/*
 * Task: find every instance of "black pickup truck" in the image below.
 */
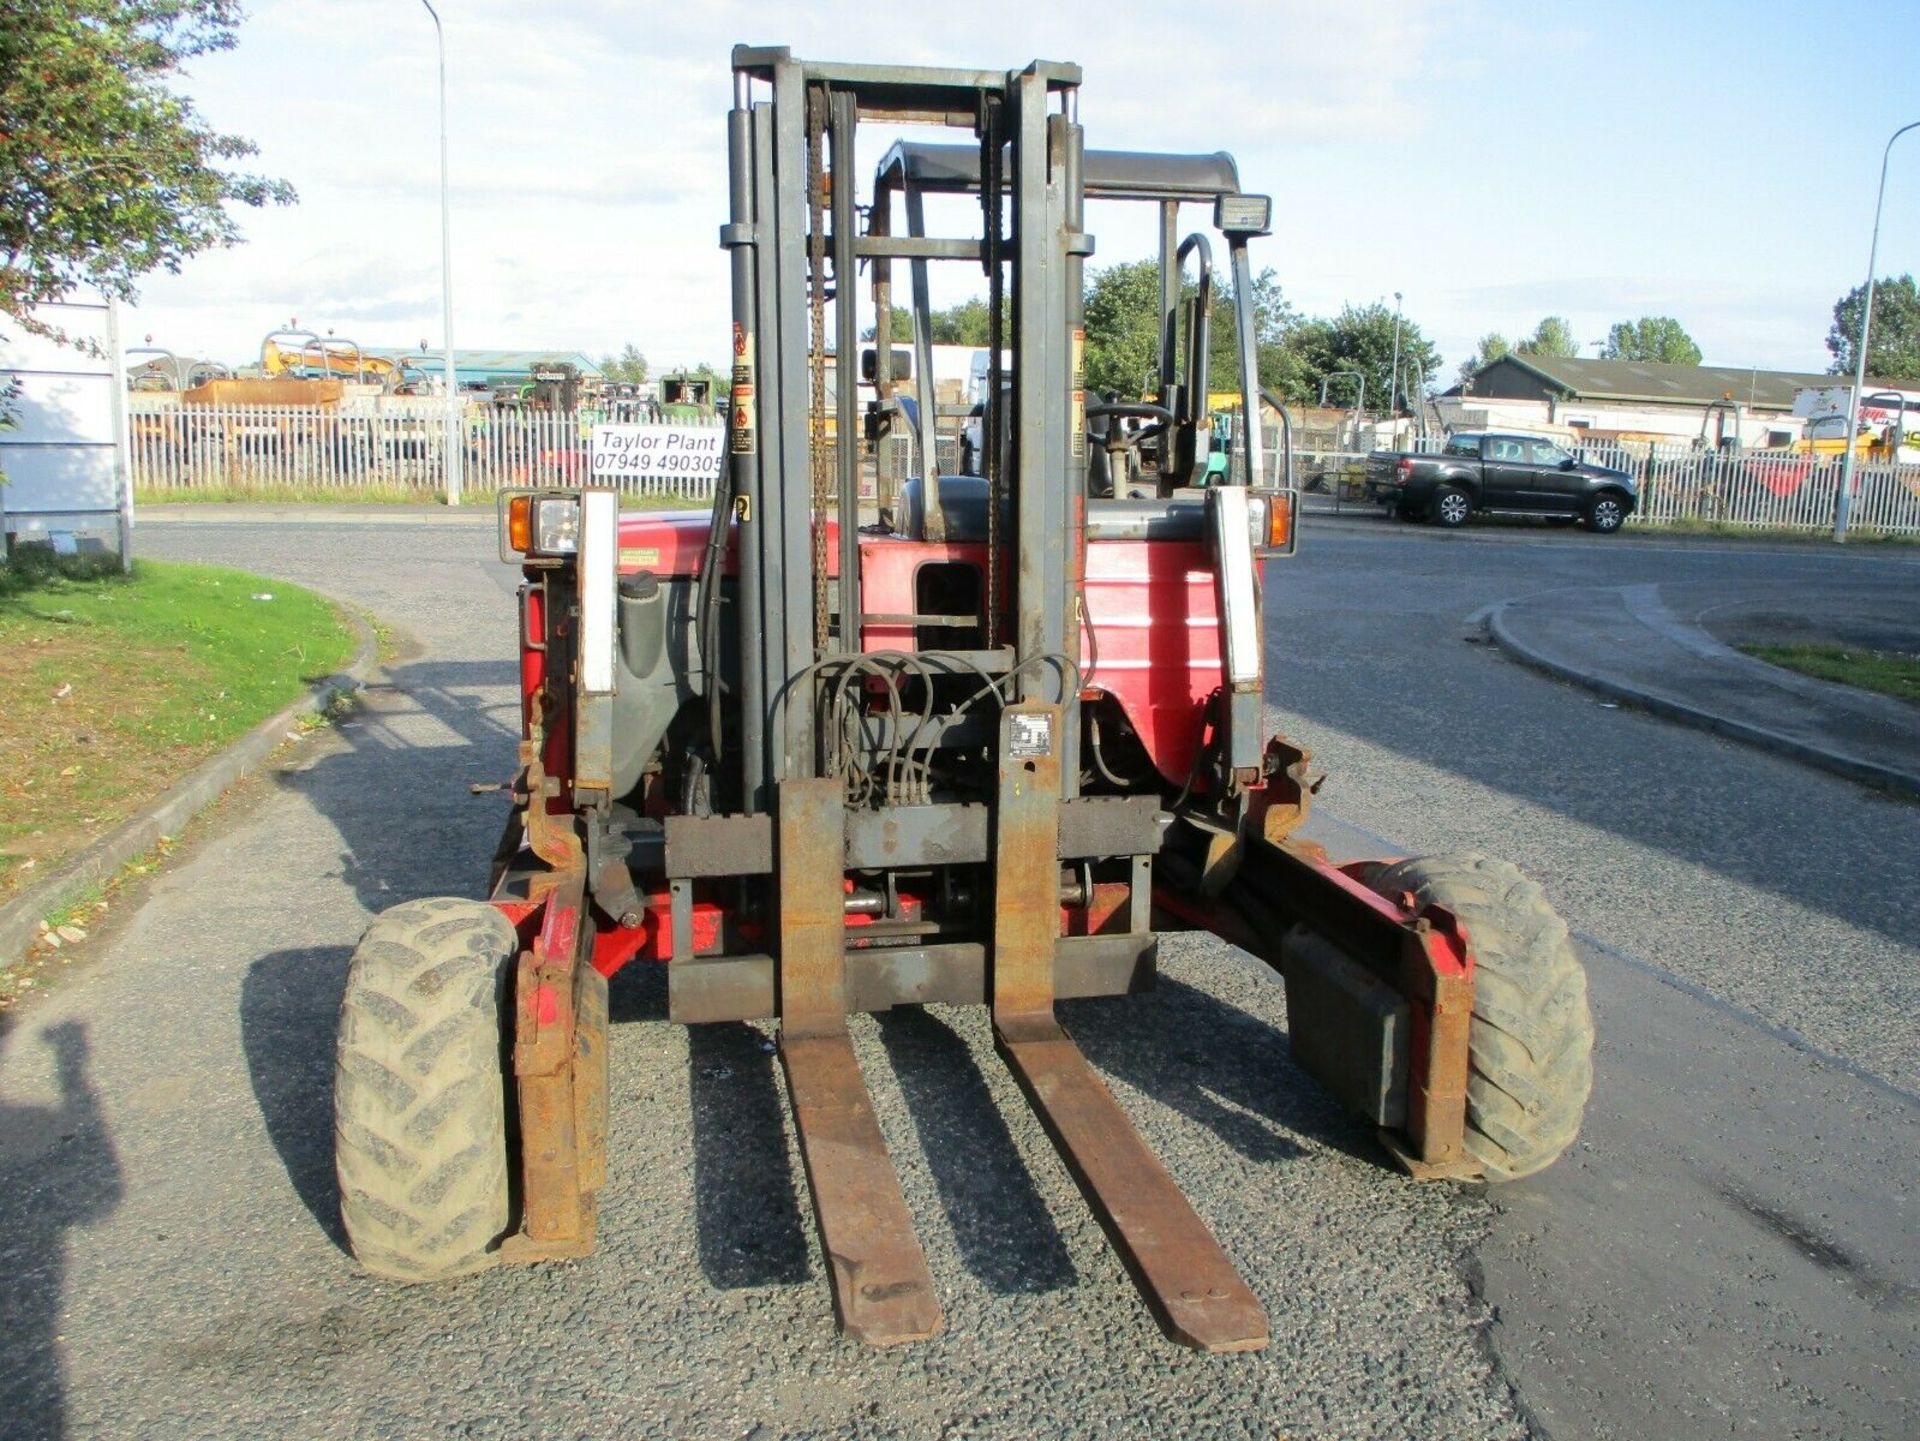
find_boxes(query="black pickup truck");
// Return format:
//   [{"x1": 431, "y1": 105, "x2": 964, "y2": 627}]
[{"x1": 1365, "y1": 431, "x2": 1639, "y2": 533}]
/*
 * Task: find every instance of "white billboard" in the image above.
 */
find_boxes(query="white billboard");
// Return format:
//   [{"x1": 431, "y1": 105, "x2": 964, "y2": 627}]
[
  {"x1": 590, "y1": 424, "x2": 724, "y2": 481},
  {"x1": 0, "y1": 296, "x2": 131, "y2": 556}
]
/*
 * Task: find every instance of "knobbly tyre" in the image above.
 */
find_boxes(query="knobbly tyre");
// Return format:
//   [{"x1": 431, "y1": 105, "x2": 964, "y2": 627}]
[{"x1": 332, "y1": 47, "x2": 1594, "y2": 1352}]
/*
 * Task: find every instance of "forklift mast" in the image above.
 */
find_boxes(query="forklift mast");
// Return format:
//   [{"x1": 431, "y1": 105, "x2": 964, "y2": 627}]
[
  {"x1": 701, "y1": 48, "x2": 1276, "y2": 1348},
  {"x1": 721, "y1": 48, "x2": 1088, "y2": 807}
]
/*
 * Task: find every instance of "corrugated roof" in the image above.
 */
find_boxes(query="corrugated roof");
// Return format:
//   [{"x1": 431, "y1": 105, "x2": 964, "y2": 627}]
[{"x1": 1463, "y1": 354, "x2": 1913, "y2": 409}]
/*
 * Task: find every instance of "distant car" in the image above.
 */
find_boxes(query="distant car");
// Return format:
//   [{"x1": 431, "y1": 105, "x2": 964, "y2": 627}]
[
  {"x1": 960, "y1": 401, "x2": 985, "y2": 474},
  {"x1": 1366, "y1": 432, "x2": 1638, "y2": 533}
]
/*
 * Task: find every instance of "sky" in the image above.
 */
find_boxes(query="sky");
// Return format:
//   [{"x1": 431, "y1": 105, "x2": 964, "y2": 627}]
[{"x1": 125, "y1": 0, "x2": 1920, "y2": 381}]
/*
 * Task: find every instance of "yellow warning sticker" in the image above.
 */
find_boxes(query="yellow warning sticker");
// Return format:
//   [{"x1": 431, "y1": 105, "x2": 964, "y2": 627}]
[
  {"x1": 1071, "y1": 327, "x2": 1087, "y2": 460},
  {"x1": 732, "y1": 325, "x2": 757, "y2": 455}
]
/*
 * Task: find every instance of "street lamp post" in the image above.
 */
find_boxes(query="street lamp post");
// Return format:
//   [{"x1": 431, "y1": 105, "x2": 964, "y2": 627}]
[
  {"x1": 421, "y1": 0, "x2": 461, "y2": 506},
  {"x1": 1835, "y1": 119, "x2": 1918, "y2": 542},
  {"x1": 1388, "y1": 291, "x2": 1403, "y2": 426}
]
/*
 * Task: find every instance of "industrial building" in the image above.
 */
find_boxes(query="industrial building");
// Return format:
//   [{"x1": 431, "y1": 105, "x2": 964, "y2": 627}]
[{"x1": 1442, "y1": 353, "x2": 1910, "y2": 448}]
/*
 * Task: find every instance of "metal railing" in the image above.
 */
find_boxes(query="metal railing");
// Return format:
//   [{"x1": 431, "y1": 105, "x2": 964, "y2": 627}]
[
  {"x1": 1633, "y1": 447, "x2": 1920, "y2": 534},
  {"x1": 123, "y1": 400, "x2": 1920, "y2": 536},
  {"x1": 127, "y1": 401, "x2": 723, "y2": 501}
]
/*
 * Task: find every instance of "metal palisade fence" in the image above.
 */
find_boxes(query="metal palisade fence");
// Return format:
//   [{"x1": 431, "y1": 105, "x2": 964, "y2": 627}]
[
  {"x1": 127, "y1": 400, "x2": 1920, "y2": 536},
  {"x1": 127, "y1": 402, "x2": 724, "y2": 502},
  {"x1": 1630, "y1": 446, "x2": 1920, "y2": 533}
]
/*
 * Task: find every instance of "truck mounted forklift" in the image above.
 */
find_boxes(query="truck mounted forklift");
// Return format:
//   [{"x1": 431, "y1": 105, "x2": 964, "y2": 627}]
[{"x1": 332, "y1": 47, "x2": 1594, "y2": 1353}]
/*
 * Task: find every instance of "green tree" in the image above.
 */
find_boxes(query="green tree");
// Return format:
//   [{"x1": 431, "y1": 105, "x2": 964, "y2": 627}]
[
  {"x1": 1602, "y1": 316, "x2": 1701, "y2": 365},
  {"x1": 597, "y1": 342, "x2": 648, "y2": 384},
  {"x1": 1456, "y1": 332, "x2": 1510, "y2": 386},
  {"x1": 864, "y1": 299, "x2": 1008, "y2": 346},
  {"x1": 1082, "y1": 259, "x2": 1165, "y2": 398},
  {"x1": 1208, "y1": 266, "x2": 1303, "y2": 399},
  {"x1": 1285, "y1": 303, "x2": 1441, "y2": 413},
  {"x1": 1826, "y1": 275, "x2": 1920, "y2": 380},
  {"x1": 0, "y1": 0, "x2": 293, "y2": 337},
  {"x1": 1515, "y1": 315, "x2": 1579, "y2": 359},
  {"x1": 928, "y1": 297, "x2": 1003, "y2": 345},
  {"x1": 1082, "y1": 258, "x2": 1304, "y2": 401}
]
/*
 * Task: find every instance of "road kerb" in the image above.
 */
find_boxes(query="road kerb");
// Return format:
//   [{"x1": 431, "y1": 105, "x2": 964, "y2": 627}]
[{"x1": 1486, "y1": 600, "x2": 1920, "y2": 800}]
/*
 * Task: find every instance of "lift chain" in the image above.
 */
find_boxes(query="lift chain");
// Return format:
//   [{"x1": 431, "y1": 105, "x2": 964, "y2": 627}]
[
  {"x1": 807, "y1": 83, "x2": 831, "y2": 658},
  {"x1": 982, "y1": 96, "x2": 1004, "y2": 650}
]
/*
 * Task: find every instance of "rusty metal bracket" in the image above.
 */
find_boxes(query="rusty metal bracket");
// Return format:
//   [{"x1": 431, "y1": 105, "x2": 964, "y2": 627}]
[
  {"x1": 1249, "y1": 732, "x2": 1325, "y2": 845},
  {"x1": 520, "y1": 694, "x2": 584, "y2": 886},
  {"x1": 498, "y1": 868, "x2": 604, "y2": 1264},
  {"x1": 1395, "y1": 908, "x2": 1473, "y2": 1170}
]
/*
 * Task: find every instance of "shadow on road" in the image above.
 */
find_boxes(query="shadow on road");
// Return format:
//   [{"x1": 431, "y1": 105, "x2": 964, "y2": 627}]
[
  {"x1": 274, "y1": 658, "x2": 520, "y2": 920},
  {"x1": 240, "y1": 946, "x2": 354, "y2": 1253},
  {"x1": 874, "y1": 1008, "x2": 1076, "y2": 1294},
  {"x1": 686, "y1": 1022, "x2": 810, "y2": 1288},
  {"x1": 0, "y1": 1019, "x2": 123, "y2": 1441},
  {"x1": 1064, "y1": 971, "x2": 1378, "y2": 1170},
  {"x1": 607, "y1": 959, "x2": 667, "y2": 1025}
]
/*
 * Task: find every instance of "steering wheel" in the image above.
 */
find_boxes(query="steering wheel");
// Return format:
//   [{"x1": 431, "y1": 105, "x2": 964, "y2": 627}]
[{"x1": 1084, "y1": 401, "x2": 1174, "y2": 483}]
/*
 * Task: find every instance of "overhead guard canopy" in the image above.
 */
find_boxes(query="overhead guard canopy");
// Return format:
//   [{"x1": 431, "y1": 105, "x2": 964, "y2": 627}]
[{"x1": 876, "y1": 141, "x2": 1241, "y2": 203}]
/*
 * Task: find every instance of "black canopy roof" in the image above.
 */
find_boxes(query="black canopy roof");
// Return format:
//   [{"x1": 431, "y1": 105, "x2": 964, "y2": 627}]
[{"x1": 875, "y1": 141, "x2": 1241, "y2": 202}]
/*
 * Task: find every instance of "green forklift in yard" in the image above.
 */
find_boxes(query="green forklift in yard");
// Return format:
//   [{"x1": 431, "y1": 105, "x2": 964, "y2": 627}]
[{"x1": 330, "y1": 47, "x2": 1595, "y2": 1353}]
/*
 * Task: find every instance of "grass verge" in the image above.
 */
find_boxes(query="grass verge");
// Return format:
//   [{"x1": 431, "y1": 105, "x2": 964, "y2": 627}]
[
  {"x1": 1738, "y1": 643, "x2": 1920, "y2": 704},
  {"x1": 0, "y1": 550, "x2": 356, "y2": 905}
]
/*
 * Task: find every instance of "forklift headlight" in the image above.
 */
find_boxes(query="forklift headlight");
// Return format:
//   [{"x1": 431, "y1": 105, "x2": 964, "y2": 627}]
[
  {"x1": 1248, "y1": 489, "x2": 1297, "y2": 557},
  {"x1": 501, "y1": 490, "x2": 584, "y2": 564},
  {"x1": 1214, "y1": 193, "x2": 1272, "y2": 238},
  {"x1": 533, "y1": 496, "x2": 582, "y2": 555}
]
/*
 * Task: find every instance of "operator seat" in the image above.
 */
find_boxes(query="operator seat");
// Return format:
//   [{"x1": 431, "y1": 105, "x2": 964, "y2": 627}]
[{"x1": 898, "y1": 475, "x2": 1010, "y2": 542}]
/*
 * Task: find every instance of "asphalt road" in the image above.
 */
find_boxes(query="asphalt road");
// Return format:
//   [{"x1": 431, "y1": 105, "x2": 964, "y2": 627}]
[{"x1": 0, "y1": 511, "x2": 1914, "y2": 1439}]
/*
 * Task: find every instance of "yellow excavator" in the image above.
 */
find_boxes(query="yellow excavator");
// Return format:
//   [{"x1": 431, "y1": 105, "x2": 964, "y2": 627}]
[{"x1": 260, "y1": 329, "x2": 428, "y2": 392}]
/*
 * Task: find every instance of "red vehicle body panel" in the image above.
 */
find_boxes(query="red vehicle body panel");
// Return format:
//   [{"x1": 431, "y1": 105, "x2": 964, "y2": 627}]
[{"x1": 602, "y1": 512, "x2": 1234, "y2": 788}]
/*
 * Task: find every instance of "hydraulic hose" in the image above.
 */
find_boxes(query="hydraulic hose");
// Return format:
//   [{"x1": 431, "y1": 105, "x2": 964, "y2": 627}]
[{"x1": 696, "y1": 424, "x2": 735, "y2": 761}]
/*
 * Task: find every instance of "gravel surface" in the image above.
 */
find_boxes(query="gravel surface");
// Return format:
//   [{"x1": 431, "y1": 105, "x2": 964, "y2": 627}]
[{"x1": 0, "y1": 514, "x2": 1914, "y2": 1439}]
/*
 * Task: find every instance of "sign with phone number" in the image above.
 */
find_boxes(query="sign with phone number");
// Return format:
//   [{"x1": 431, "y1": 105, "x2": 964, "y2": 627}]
[{"x1": 590, "y1": 424, "x2": 724, "y2": 479}]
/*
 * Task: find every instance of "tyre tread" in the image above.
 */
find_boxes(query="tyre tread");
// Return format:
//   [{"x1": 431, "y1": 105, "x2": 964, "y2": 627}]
[
  {"x1": 1368, "y1": 854, "x2": 1593, "y2": 1181},
  {"x1": 334, "y1": 898, "x2": 516, "y2": 1281}
]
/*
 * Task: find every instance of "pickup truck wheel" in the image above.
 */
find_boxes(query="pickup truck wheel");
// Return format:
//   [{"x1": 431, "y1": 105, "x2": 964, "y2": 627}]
[
  {"x1": 1431, "y1": 486, "x2": 1472, "y2": 527},
  {"x1": 335, "y1": 897, "x2": 516, "y2": 1282},
  {"x1": 1366, "y1": 854, "x2": 1593, "y2": 1182},
  {"x1": 1583, "y1": 492, "x2": 1627, "y2": 534}
]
